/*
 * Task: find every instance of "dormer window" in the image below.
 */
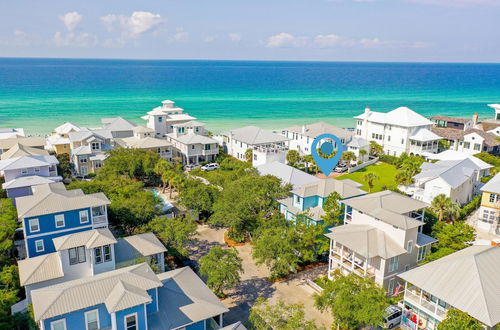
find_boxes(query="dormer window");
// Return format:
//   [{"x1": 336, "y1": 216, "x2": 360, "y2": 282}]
[
  {"x1": 69, "y1": 246, "x2": 86, "y2": 265},
  {"x1": 91, "y1": 142, "x2": 100, "y2": 150},
  {"x1": 158, "y1": 117, "x2": 163, "y2": 122}
]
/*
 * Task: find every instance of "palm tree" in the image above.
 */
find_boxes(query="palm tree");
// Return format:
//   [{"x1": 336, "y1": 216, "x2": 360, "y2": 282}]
[
  {"x1": 359, "y1": 149, "x2": 368, "y2": 162},
  {"x1": 245, "y1": 149, "x2": 253, "y2": 163},
  {"x1": 369, "y1": 141, "x2": 384, "y2": 156},
  {"x1": 286, "y1": 150, "x2": 301, "y2": 167},
  {"x1": 395, "y1": 170, "x2": 413, "y2": 186},
  {"x1": 363, "y1": 172, "x2": 379, "y2": 192},
  {"x1": 154, "y1": 159, "x2": 173, "y2": 193},
  {"x1": 171, "y1": 174, "x2": 186, "y2": 197},
  {"x1": 430, "y1": 194, "x2": 460, "y2": 222},
  {"x1": 341, "y1": 151, "x2": 356, "y2": 168}
]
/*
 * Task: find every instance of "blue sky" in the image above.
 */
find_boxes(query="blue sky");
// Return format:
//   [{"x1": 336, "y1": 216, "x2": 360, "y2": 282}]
[{"x1": 0, "y1": 0, "x2": 499, "y2": 62}]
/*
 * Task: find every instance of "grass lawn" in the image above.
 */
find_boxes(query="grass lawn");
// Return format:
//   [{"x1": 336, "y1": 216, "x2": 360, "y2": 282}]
[{"x1": 337, "y1": 162, "x2": 399, "y2": 192}]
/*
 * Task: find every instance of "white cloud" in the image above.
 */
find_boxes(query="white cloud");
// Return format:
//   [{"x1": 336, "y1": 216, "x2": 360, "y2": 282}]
[
  {"x1": 100, "y1": 11, "x2": 165, "y2": 38},
  {"x1": 14, "y1": 29, "x2": 27, "y2": 38},
  {"x1": 174, "y1": 28, "x2": 189, "y2": 41},
  {"x1": 314, "y1": 34, "x2": 344, "y2": 48},
  {"x1": 266, "y1": 33, "x2": 308, "y2": 48},
  {"x1": 311, "y1": 33, "x2": 429, "y2": 49},
  {"x1": 229, "y1": 33, "x2": 241, "y2": 42},
  {"x1": 59, "y1": 12, "x2": 83, "y2": 31},
  {"x1": 54, "y1": 31, "x2": 98, "y2": 47}
]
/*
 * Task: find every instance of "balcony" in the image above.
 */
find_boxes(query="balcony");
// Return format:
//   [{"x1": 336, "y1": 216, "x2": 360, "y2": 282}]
[
  {"x1": 404, "y1": 287, "x2": 447, "y2": 321},
  {"x1": 329, "y1": 245, "x2": 375, "y2": 278},
  {"x1": 159, "y1": 151, "x2": 172, "y2": 159},
  {"x1": 201, "y1": 149, "x2": 218, "y2": 156}
]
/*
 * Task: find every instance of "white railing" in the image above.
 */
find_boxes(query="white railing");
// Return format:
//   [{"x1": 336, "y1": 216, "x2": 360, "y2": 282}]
[
  {"x1": 404, "y1": 289, "x2": 447, "y2": 320},
  {"x1": 347, "y1": 157, "x2": 379, "y2": 173},
  {"x1": 92, "y1": 215, "x2": 107, "y2": 226}
]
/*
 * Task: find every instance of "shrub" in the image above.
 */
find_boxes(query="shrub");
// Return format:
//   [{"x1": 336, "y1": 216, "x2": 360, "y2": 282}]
[
  {"x1": 458, "y1": 195, "x2": 481, "y2": 220},
  {"x1": 378, "y1": 154, "x2": 398, "y2": 165}
]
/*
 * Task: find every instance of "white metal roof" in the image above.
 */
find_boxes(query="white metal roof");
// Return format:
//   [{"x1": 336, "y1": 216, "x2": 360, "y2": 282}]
[
  {"x1": 171, "y1": 133, "x2": 218, "y2": 145},
  {"x1": 53, "y1": 228, "x2": 117, "y2": 251},
  {"x1": 410, "y1": 128, "x2": 441, "y2": 142},
  {"x1": 285, "y1": 122, "x2": 354, "y2": 139},
  {"x1": 2, "y1": 175, "x2": 62, "y2": 190},
  {"x1": 292, "y1": 178, "x2": 366, "y2": 199},
  {"x1": 0, "y1": 155, "x2": 58, "y2": 172},
  {"x1": 18, "y1": 252, "x2": 64, "y2": 286},
  {"x1": 0, "y1": 143, "x2": 49, "y2": 160},
  {"x1": 355, "y1": 107, "x2": 433, "y2": 127},
  {"x1": 101, "y1": 117, "x2": 137, "y2": 132},
  {"x1": 54, "y1": 122, "x2": 81, "y2": 135},
  {"x1": 423, "y1": 150, "x2": 492, "y2": 171},
  {"x1": 256, "y1": 161, "x2": 320, "y2": 189},
  {"x1": 223, "y1": 126, "x2": 290, "y2": 145},
  {"x1": 481, "y1": 173, "x2": 500, "y2": 194},
  {"x1": 414, "y1": 158, "x2": 480, "y2": 189},
  {"x1": 399, "y1": 246, "x2": 500, "y2": 327}
]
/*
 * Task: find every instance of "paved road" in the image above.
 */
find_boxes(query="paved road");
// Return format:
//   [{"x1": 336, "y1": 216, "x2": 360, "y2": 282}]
[{"x1": 186, "y1": 224, "x2": 334, "y2": 328}]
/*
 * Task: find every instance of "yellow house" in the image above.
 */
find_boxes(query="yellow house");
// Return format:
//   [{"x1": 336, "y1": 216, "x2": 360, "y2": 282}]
[
  {"x1": 478, "y1": 173, "x2": 500, "y2": 235},
  {"x1": 46, "y1": 122, "x2": 82, "y2": 155}
]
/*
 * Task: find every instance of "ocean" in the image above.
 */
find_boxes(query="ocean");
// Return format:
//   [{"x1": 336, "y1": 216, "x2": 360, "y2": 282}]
[{"x1": 1, "y1": 58, "x2": 500, "y2": 135}]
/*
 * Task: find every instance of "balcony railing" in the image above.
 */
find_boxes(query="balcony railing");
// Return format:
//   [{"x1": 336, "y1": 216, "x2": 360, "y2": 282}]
[
  {"x1": 330, "y1": 245, "x2": 375, "y2": 278},
  {"x1": 404, "y1": 288, "x2": 447, "y2": 321},
  {"x1": 92, "y1": 215, "x2": 108, "y2": 226}
]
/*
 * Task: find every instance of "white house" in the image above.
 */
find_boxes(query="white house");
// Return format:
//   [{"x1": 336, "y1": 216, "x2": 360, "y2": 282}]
[
  {"x1": 114, "y1": 126, "x2": 173, "y2": 160},
  {"x1": 354, "y1": 107, "x2": 440, "y2": 157},
  {"x1": 256, "y1": 161, "x2": 320, "y2": 189},
  {"x1": 219, "y1": 126, "x2": 290, "y2": 165},
  {"x1": 326, "y1": 191, "x2": 434, "y2": 294},
  {"x1": 101, "y1": 117, "x2": 137, "y2": 138},
  {"x1": 0, "y1": 128, "x2": 25, "y2": 140},
  {"x1": 166, "y1": 121, "x2": 219, "y2": 164},
  {"x1": 68, "y1": 129, "x2": 113, "y2": 175},
  {"x1": 46, "y1": 122, "x2": 82, "y2": 155},
  {"x1": 280, "y1": 122, "x2": 354, "y2": 155},
  {"x1": 141, "y1": 100, "x2": 197, "y2": 138},
  {"x1": 401, "y1": 158, "x2": 488, "y2": 205}
]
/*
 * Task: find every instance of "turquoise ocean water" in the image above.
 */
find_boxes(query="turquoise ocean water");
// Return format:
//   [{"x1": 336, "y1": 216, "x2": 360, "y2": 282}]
[{"x1": 1, "y1": 58, "x2": 500, "y2": 135}]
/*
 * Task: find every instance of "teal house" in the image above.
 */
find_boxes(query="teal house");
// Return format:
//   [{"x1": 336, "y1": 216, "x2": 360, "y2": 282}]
[{"x1": 278, "y1": 178, "x2": 366, "y2": 225}]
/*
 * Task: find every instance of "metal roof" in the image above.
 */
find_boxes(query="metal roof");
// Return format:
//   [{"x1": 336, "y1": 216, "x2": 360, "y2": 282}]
[
  {"x1": 292, "y1": 178, "x2": 366, "y2": 199},
  {"x1": 223, "y1": 126, "x2": 290, "y2": 145},
  {"x1": 123, "y1": 233, "x2": 166, "y2": 256},
  {"x1": 256, "y1": 161, "x2": 320, "y2": 189},
  {"x1": 101, "y1": 117, "x2": 137, "y2": 132},
  {"x1": 355, "y1": 107, "x2": 433, "y2": 127},
  {"x1": 285, "y1": 122, "x2": 354, "y2": 139},
  {"x1": 399, "y1": 246, "x2": 500, "y2": 327},
  {"x1": 18, "y1": 252, "x2": 64, "y2": 286},
  {"x1": 171, "y1": 133, "x2": 218, "y2": 145},
  {"x1": 116, "y1": 136, "x2": 171, "y2": 149},
  {"x1": 0, "y1": 143, "x2": 49, "y2": 160},
  {"x1": 15, "y1": 182, "x2": 110, "y2": 218},
  {"x1": 31, "y1": 263, "x2": 162, "y2": 321},
  {"x1": 53, "y1": 228, "x2": 117, "y2": 251},
  {"x1": 0, "y1": 155, "x2": 58, "y2": 172},
  {"x1": 325, "y1": 224, "x2": 407, "y2": 259},
  {"x1": 414, "y1": 158, "x2": 479, "y2": 189},
  {"x1": 481, "y1": 173, "x2": 500, "y2": 194},
  {"x1": 0, "y1": 136, "x2": 46, "y2": 150},
  {"x1": 2, "y1": 175, "x2": 62, "y2": 190}
]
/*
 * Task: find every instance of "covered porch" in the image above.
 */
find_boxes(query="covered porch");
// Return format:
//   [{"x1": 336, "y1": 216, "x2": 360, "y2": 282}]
[{"x1": 328, "y1": 240, "x2": 376, "y2": 278}]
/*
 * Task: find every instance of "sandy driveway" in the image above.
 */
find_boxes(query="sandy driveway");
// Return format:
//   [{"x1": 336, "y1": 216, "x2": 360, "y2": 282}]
[{"x1": 186, "y1": 224, "x2": 334, "y2": 328}]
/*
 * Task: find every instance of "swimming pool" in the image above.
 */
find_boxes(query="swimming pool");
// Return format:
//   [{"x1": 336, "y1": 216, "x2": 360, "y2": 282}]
[{"x1": 152, "y1": 189, "x2": 174, "y2": 212}]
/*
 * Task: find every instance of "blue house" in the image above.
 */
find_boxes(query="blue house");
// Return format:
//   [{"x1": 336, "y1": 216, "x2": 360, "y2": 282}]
[
  {"x1": 31, "y1": 263, "x2": 229, "y2": 330},
  {"x1": 15, "y1": 182, "x2": 110, "y2": 258},
  {"x1": 278, "y1": 178, "x2": 366, "y2": 225}
]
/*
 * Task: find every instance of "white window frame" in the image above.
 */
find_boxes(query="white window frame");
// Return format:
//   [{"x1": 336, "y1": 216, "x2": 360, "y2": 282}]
[
  {"x1": 84, "y1": 309, "x2": 99, "y2": 330},
  {"x1": 124, "y1": 312, "x2": 138, "y2": 330},
  {"x1": 21, "y1": 168, "x2": 28, "y2": 175},
  {"x1": 29, "y1": 218, "x2": 40, "y2": 233},
  {"x1": 55, "y1": 214, "x2": 65, "y2": 228},
  {"x1": 50, "y1": 319, "x2": 67, "y2": 330},
  {"x1": 35, "y1": 239, "x2": 44, "y2": 252},
  {"x1": 387, "y1": 278, "x2": 395, "y2": 296},
  {"x1": 79, "y1": 210, "x2": 89, "y2": 224},
  {"x1": 417, "y1": 246, "x2": 426, "y2": 261},
  {"x1": 389, "y1": 256, "x2": 399, "y2": 272},
  {"x1": 34, "y1": 167, "x2": 40, "y2": 173},
  {"x1": 406, "y1": 240, "x2": 413, "y2": 254}
]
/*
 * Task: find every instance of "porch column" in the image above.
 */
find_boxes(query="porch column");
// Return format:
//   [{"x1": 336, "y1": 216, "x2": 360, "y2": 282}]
[
  {"x1": 404, "y1": 282, "x2": 408, "y2": 300},
  {"x1": 351, "y1": 252, "x2": 355, "y2": 271},
  {"x1": 219, "y1": 314, "x2": 223, "y2": 327},
  {"x1": 340, "y1": 244, "x2": 345, "y2": 265},
  {"x1": 363, "y1": 257, "x2": 368, "y2": 275}
]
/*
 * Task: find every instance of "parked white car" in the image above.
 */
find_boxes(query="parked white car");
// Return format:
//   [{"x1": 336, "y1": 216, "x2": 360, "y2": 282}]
[
  {"x1": 184, "y1": 164, "x2": 200, "y2": 172},
  {"x1": 201, "y1": 163, "x2": 219, "y2": 171},
  {"x1": 383, "y1": 305, "x2": 402, "y2": 329}
]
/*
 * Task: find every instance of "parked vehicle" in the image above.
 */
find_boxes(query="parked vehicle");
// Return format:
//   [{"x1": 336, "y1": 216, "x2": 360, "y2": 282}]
[
  {"x1": 184, "y1": 164, "x2": 200, "y2": 171},
  {"x1": 334, "y1": 163, "x2": 348, "y2": 173},
  {"x1": 201, "y1": 163, "x2": 219, "y2": 171},
  {"x1": 384, "y1": 305, "x2": 402, "y2": 329}
]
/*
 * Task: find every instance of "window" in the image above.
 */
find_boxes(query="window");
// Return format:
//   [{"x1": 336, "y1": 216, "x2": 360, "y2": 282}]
[
  {"x1": 191, "y1": 145, "x2": 195, "y2": 149},
  {"x1": 92, "y1": 206, "x2": 105, "y2": 217},
  {"x1": 125, "y1": 314, "x2": 137, "y2": 330},
  {"x1": 29, "y1": 218, "x2": 40, "y2": 232},
  {"x1": 464, "y1": 142, "x2": 471, "y2": 149},
  {"x1": 21, "y1": 168, "x2": 28, "y2": 175},
  {"x1": 389, "y1": 256, "x2": 399, "y2": 272},
  {"x1": 204, "y1": 144, "x2": 211, "y2": 150},
  {"x1": 474, "y1": 143, "x2": 481, "y2": 151},
  {"x1": 387, "y1": 136, "x2": 391, "y2": 142},
  {"x1": 406, "y1": 240, "x2": 413, "y2": 254},
  {"x1": 401, "y1": 138, "x2": 405, "y2": 144},
  {"x1": 94, "y1": 247, "x2": 102, "y2": 264},
  {"x1": 50, "y1": 319, "x2": 66, "y2": 330},
  {"x1": 158, "y1": 117, "x2": 163, "y2": 122},
  {"x1": 104, "y1": 245, "x2": 112, "y2": 262},
  {"x1": 404, "y1": 264, "x2": 410, "y2": 271},
  {"x1": 55, "y1": 214, "x2": 65, "y2": 228},
  {"x1": 69, "y1": 246, "x2": 86, "y2": 265},
  {"x1": 417, "y1": 247, "x2": 426, "y2": 261},
  {"x1": 34, "y1": 167, "x2": 40, "y2": 173},
  {"x1": 35, "y1": 240, "x2": 44, "y2": 252},
  {"x1": 387, "y1": 278, "x2": 395, "y2": 295},
  {"x1": 91, "y1": 142, "x2": 100, "y2": 150},
  {"x1": 85, "y1": 310, "x2": 99, "y2": 330},
  {"x1": 80, "y1": 157, "x2": 88, "y2": 163},
  {"x1": 295, "y1": 195, "x2": 301, "y2": 204},
  {"x1": 489, "y1": 194, "x2": 499, "y2": 203}
]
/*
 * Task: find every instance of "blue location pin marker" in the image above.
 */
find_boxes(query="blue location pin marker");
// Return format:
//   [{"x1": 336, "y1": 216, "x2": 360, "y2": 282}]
[{"x1": 311, "y1": 133, "x2": 344, "y2": 176}]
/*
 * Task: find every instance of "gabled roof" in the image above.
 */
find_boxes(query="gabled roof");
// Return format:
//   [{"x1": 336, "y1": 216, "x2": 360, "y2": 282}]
[
  {"x1": 54, "y1": 122, "x2": 81, "y2": 135},
  {"x1": 422, "y1": 150, "x2": 492, "y2": 171},
  {"x1": 430, "y1": 115, "x2": 471, "y2": 124},
  {"x1": 292, "y1": 178, "x2": 366, "y2": 199},
  {"x1": 171, "y1": 133, "x2": 218, "y2": 145},
  {"x1": 341, "y1": 191, "x2": 427, "y2": 229},
  {"x1": 132, "y1": 125, "x2": 155, "y2": 134},
  {"x1": 18, "y1": 252, "x2": 64, "y2": 286},
  {"x1": 53, "y1": 228, "x2": 117, "y2": 251},
  {"x1": 0, "y1": 143, "x2": 49, "y2": 160},
  {"x1": 68, "y1": 130, "x2": 109, "y2": 143},
  {"x1": 463, "y1": 128, "x2": 500, "y2": 147},
  {"x1": 414, "y1": 158, "x2": 479, "y2": 188},
  {"x1": 0, "y1": 136, "x2": 46, "y2": 150},
  {"x1": 116, "y1": 136, "x2": 171, "y2": 149},
  {"x1": 481, "y1": 173, "x2": 500, "y2": 194},
  {"x1": 399, "y1": 246, "x2": 500, "y2": 327},
  {"x1": 149, "y1": 267, "x2": 229, "y2": 329},
  {"x1": 285, "y1": 122, "x2": 354, "y2": 139},
  {"x1": 347, "y1": 136, "x2": 369, "y2": 148},
  {"x1": 355, "y1": 107, "x2": 433, "y2": 127},
  {"x1": 410, "y1": 128, "x2": 441, "y2": 142},
  {"x1": 277, "y1": 196, "x2": 325, "y2": 221},
  {"x1": 101, "y1": 117, "x2": 137, "y2": 132},
  {"x1": 325, "y1": 224, "x2": 407, "y2": 259},
  {"x1": 123, "y1": 233, "x2": 167, "y2": 256},
  {"x1": 221, "y1": 322, "x2": 248, "y2": 330},
  {"x1": 15, "y1": 182, "x2": 110, "y2": 218},
  {"x1": 104, "y1": 280, "x2": 152, "y2": 313},
  {"x1": 172, "y1": 120, "x2": 206, "y2": 127},
  {"x1": 31, "y1": 263, "x2": 162, "y2": 321},
  {"x1": 0, "y1": 128, "x2": 24, "y2": 139},
  {"x1": 256, "y1": 161, "x2": 320, "y2": 189},
  {"x1": 2, "y1": 175, "x2": 62, "y2": 190},
  {"x1": 223, "y1": 126, "x2": 290, "y2": 145},
  {"x1": 0, "y1": 155, "x2": 58, "y2": 171}
]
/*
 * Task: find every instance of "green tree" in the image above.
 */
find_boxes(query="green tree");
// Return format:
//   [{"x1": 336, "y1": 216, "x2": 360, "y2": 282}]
[
  {"x1": 154, "y1": 158, "x2": 174, "y2": 193},
  {"x1": 144, "y1": 216, "x2": 197, "y2": 257},
  {"x1": 199, "y1": 246, "x2": 243, "y2": 297},
  {"x1": 286, "y1": 150, "x2": 301, "y2": 167},
  {"x1": 321, "y1": 191, "x2": 343, "y2": 226},
  {"x1": 303, "y1": 154, "x2": 317, "y2": 174},
  {"x1": 0, "y1": 199, "x2": 18, "y2": 255},
  {"x1": 359, "y1": 148, "x2": 368, "y2": 161},
  {"x1": 424, "y1": 221, "x2": 476, "y2": 263},
  {"x1": 437, "y1": 309, "x2": 483, "y2": 330},
  {"x1": 395, "y1": 170, "x2": 413, "y2": 186},
  {"x1": 314, "y1": 270, "x2": 389, "y2": 329},
  {"x1": 0, "y1": 265, "x2": 21, "y2": 328},
  {"x1": 245, "y1": 148, "x2": 253, "y2": 163},
  {"x1": 56, "y1": 153, "x2": 73, "y2": 179},
  {"x1": 249, "y1": 298, "x2": 323, "y2": 330},
  {"x1": 341, "y1": 151, "x2": 356, "y2": 168},
  {"x1": 363, "y1": 172, "x2": 379, "y2": 192},
  {"x1": 430, "y1": 194, "x2": 460, "y2": 222},
  {"x1": 438, "y1": 139, "x2": 451, "y2": 151},
  {"x1": 398, "y1": 155, "x2": 424, "y2": 176},
  {"x1": 369, "y1": 141, "x2": 383, "y2": 156},
  {"x1": 178, "y1": 179, "x2": 220, "y2": 220}
]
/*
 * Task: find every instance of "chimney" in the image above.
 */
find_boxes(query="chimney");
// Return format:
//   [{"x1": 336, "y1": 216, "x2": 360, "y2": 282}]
[
  {"x1": 301, "y1": 125, "x2": 306, "y2": 134},
  {"x1": 472, "y1": 112, "x2": 479, "y2": 125}
]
